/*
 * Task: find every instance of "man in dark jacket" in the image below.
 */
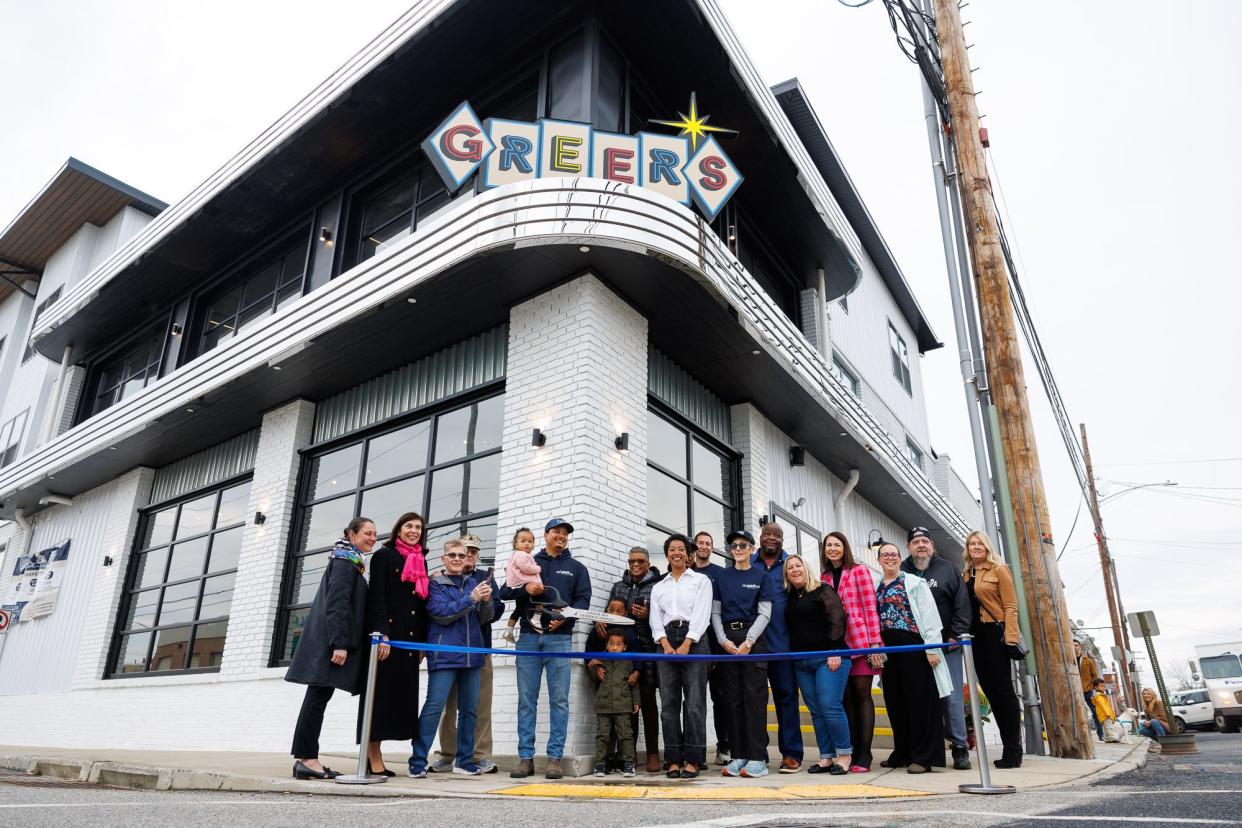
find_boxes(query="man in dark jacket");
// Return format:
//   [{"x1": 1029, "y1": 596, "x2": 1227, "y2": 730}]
[
  {"x1": 608, "y1": 547, "x2": 664, "y2": 772},
  {"x1": 901, "y1": 527, "x2": 972, "y2": 770},
  {"x1": 499, "y1": 518, "x2": 592, "y2": 780}
]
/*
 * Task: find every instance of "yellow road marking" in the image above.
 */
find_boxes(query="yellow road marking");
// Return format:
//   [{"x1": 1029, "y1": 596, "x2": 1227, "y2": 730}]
[{"x1": 494, "y1": 782, "x2": 927, "y2": 800}]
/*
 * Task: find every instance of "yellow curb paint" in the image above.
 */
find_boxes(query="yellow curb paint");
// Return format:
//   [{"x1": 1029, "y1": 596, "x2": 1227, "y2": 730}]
[
  {"x1": 493, "y1": 782, "x2": 928, "y2": 801},
  {"x1": 644, "y1": 786, "x2": 789, "y2": 800},
  {"x1": 495, "y1": 783, "x2": 647, "y2": 798},
  {"x1": 782, "y1": 784, "x2": 927, "y2": 799}
]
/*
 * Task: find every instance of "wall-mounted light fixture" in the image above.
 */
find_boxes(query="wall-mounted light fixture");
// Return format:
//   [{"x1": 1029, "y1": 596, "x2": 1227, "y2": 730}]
[
  {"x1": 614, "y1": 432, "x2": 630, "y2": 451},
  {"x1": 170, "y1": 323, "x2": 183, "y2": 337},
  {"x1": 531, "y1": 428, "x2": 547, "y2": 448},
  {"x1": 254, "y1": 511, "x2": 267, "y2": 525},
  {"x1": 319, "y1": 226, "x2": 334, "y2": 246},
  {"x1": 789, "y1": 446, "x2": 806, "y2": 467},
  {"x1": 103, "y1": 556, "x2": 114, "y2": 567}
]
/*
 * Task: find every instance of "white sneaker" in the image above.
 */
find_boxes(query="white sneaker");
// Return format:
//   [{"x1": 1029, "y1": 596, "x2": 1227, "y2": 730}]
[
  {"x1": 478, "y1": 758, "x2": 497, "y2": 774},
  {"x1": 429, "y1": 757, "x2": 453, "y2": 773}
]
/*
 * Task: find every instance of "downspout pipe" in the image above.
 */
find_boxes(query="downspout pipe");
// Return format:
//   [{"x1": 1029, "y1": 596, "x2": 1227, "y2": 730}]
[
  {"x1": 834, "y1": 468, "x2": 861, "y2": 536},
  {"x1": 41, "y1": 345, "x2": 73, "y2": 445},
  {"x1": 38, "y1": 495, "x2": 74, "y2": 507},
  {"x1": 13, "y1": 507, "x2": 34, "y2": 561},
  {"x1": 816, "y1": 267, "x2": 831, "y2": 362}
]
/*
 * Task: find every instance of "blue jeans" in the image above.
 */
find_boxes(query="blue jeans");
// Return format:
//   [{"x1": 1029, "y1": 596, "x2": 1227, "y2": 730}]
[
  {"x1": 794, "y1": 657, "x2": 853, "y2": 759},
  {"x1": 941, "y1": 646, "x2": 967, "y2": 749},
  {"x1": 516, "y1": 631, "x2": 572, "y2": 759},
  {"x1": 1139, "y1": 720, "x2": 1167, "y2": 738},
  {"x1": 769, "y1": 658, "x2": 803, "y2": 761},
  {"x1": 411, "y1": 667, "x2": 481, "y2": 769}
]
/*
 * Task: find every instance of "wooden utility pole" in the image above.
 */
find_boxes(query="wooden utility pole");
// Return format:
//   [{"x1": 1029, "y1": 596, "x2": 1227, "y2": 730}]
[
  {"x1": 932, "y1": 0, "x2": 1094, "y2": 758},
  {"x1": 1080, "y1": 423, "x2": 1136, "y2": 709}
]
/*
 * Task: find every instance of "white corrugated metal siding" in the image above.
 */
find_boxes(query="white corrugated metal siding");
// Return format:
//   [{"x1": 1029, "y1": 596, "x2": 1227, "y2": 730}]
[
  {"x1": 150, "y1": 429, "x2": 259, "y2": 505},
  {"x1": 647, "y1": 347, "x2": 731, "y2": 445}
]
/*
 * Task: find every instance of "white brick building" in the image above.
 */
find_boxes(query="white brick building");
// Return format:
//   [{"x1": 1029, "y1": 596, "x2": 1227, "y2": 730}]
[{"x1": 0, "y1": 0, "x2": 982, "y2": 764}]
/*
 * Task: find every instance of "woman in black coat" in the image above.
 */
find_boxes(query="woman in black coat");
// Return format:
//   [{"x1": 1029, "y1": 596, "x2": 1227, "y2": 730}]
[
  {"x1": 358, "y1": 511, "x2": 430, "y2": 776},
  {"x1": 286, "y1": 517, "x2": 375, "y2": 780}
]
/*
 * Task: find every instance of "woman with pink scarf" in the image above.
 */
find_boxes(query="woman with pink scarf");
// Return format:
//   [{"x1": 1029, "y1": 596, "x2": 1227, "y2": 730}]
[{"x1": 357, "y1": 511, "x2": 430, "y2": 776}]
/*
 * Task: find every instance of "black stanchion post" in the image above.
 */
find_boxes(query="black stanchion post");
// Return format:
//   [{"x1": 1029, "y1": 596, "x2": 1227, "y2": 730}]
[
  {"x1": 958, "y1": 635, "x2": 1016, "y2": 795},
  {"x1": 336, "y1": 632, "x2": 387, "y2": 785}
]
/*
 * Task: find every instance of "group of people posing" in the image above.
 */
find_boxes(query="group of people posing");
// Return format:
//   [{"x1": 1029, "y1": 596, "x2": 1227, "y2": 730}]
[{"x1": 285, "y1": 512, "x2": 1028, "y2": 781}]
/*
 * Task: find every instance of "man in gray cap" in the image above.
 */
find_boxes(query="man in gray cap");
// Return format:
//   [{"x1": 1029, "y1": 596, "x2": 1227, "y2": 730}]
[{"x1": 901, "y1": 526, "x2": 972, "y2": 770}]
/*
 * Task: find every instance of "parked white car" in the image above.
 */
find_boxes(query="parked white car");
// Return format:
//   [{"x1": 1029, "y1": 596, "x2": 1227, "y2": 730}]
[{"x1": 1171, "y1": 689, "x2": 1217, "y2": 732}]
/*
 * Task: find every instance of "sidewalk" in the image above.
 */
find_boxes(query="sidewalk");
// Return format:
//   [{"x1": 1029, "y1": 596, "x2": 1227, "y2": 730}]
[{"x1": 0, "y1": 741, "x2": 1148, "y2": 801}]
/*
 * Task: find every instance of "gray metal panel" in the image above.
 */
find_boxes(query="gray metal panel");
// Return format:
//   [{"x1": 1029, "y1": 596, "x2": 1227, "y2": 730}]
[
  {"x1": 150, "y1": 429, "x2": 259, "y2": 505},
  {"x1": 647, "y1": 347, "x2": 731, "y2": 445},
  {"x1": 313, "y1": 325, "x2": 507, "y2": 444}
]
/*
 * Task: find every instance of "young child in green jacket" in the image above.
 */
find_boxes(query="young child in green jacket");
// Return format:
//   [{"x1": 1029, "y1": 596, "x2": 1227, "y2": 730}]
[{"x1": 592, "y1": 630, "x2": 640, "y2": 777}]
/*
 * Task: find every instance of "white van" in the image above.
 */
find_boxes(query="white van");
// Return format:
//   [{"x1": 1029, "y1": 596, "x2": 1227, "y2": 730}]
[{"x1": 1171, "y1": 689, "x2": 1216, "y2": 732}]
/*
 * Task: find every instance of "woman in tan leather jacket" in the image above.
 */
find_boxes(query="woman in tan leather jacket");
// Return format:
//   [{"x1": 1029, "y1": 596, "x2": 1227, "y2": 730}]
[{"x1": 962, "y1": 531, "x2": 1024, "y2": 768}]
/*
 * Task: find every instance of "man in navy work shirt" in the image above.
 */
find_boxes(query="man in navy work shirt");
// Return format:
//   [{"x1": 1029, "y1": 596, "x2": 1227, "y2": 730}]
[
  {"x1": 901, "y1": 526, "x2": 972, "y2": 770},
  {"x1": 752, "y1": 521, "x2": 803, "y2": 773},
  {"x1": 499, "y1": 518, "x2": 592, "y2": 780},
  {"x1": 692, "y1": 530, "x2": 731, "y2": 765}
]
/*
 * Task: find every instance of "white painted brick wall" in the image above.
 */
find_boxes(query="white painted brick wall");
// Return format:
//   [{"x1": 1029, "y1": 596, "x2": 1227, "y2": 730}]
[
  {"x1": 222, "y1": 398, "x2": 315, "y2": 673},
  {"x1": 492, "y1": 272, "x2": 649, "y2": 759},
  {"x1": 730, "y1": 403, "x2": 770, "y2": 531}
]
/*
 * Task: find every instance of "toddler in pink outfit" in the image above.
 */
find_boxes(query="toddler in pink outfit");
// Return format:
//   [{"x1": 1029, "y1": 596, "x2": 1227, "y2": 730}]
[{"x1": 501, "y1": 528, "x2": 541, "y2": 642}]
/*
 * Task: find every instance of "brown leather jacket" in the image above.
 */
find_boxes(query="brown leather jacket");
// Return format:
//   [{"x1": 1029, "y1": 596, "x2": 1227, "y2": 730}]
[
  {"x1": 964, "y1": 560, "x2": 1020, "y2": 645},
  {"x1": 1079, "y1": 654, "x2": 1101, "y2": 691},
  {"x1": 1144, "y1": 696, "x2": 1169, "y2": 730}
]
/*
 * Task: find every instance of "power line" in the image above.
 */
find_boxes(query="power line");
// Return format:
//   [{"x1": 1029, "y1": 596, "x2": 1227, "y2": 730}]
[{"x1": 1097, "y1": 457, "x2": 1242, "y2": 467}]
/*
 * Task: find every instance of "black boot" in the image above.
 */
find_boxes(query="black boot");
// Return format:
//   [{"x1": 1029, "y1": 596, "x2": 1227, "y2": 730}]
[
  {"x1": 993, "y1": 748, "x2": 1022, "y2": 769},
  {"x1": 952, "y1": 746, "x2": 972, "y2": 770}
]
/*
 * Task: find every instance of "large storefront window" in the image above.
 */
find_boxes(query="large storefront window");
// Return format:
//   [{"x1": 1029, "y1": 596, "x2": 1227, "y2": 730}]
[
  {"x1": 644, "y1": 406, "x2": 739, "y2": 560},
  {"x1": 273, "y1": 392, "x2": 504, "y2": 664},
  {"x1": 768, "y1": 506, "x2": 823, "y2": 582},
  {"x1": 109, "y1": 479, "x2": 251, "y2": 676}
]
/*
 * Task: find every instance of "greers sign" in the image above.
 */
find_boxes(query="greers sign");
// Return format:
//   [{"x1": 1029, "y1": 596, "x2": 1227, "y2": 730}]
[{"x1": 421, "y1": 100, "x2": 743, "y2": 221}]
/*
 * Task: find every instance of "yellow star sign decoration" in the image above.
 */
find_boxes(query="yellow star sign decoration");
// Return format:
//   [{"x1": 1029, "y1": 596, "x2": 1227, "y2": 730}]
[{"x1": 650, "y1": 93, "x2": 738, "y2": 152}]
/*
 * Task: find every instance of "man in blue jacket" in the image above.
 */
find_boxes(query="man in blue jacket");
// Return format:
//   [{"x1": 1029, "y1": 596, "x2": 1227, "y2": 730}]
[
  {"x1": 751, "y1": 521, "x2": 803, "y2": 773},
  {"x1": 500, "y1": 518, "x2": 592, "y2": 779}
]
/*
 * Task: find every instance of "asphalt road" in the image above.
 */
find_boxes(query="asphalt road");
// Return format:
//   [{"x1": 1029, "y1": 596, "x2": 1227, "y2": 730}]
[{"x1": 2, "y1": 733, "x2": 1238, "y2": 827}]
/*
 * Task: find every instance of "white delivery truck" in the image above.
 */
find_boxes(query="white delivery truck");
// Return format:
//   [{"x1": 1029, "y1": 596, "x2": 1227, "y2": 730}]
[{"x1": 1194, "y1": 643, "x2": 1242, "y2": 733}]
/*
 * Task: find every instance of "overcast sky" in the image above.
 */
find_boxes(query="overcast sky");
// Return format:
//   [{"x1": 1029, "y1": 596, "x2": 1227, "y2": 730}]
[{"x1": 2, "y1": 0, "x2": 1239, "y2": 687}]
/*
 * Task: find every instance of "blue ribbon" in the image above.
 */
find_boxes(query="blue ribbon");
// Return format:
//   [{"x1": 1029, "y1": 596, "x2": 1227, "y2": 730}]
[{"x1": 378, "y1": 636, "x2": 968, "y2": 662}]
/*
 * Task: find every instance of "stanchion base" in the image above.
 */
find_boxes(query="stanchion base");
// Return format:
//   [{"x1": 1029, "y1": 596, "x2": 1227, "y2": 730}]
[
  {"x1": 959, "y1": 783, "x2": 1017, "y2": 795},
  {"x1": 334, "y1": 774, "x2": 388, "y2": 785}
]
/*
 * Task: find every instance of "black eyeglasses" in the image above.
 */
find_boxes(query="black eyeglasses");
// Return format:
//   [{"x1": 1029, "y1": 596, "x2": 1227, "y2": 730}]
[{"x1": 628, "y1": 559, "x2": 648, "y2": 565}]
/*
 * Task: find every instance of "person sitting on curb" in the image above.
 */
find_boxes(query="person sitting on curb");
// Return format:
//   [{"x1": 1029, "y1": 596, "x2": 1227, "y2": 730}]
[{"x1": 591, "y1": 629, "x2": 640, "y2": 778}]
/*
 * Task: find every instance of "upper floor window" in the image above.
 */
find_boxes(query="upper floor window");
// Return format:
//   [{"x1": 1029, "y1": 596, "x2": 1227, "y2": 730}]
[
  {"x1": 345, "y1": 164, "x2": 448, "y2": 269},
  {"x1": 109, "y1": 479, "x2": 251, "y2": 676},
  {"x1": 905, "y1": 437, "x2": 925, "y2": 471},
  {"x1": 831, "y1": 355, "x2": 861, "y2": 397},
  {"x1": 22, "y1": 286, "x2": 62, "y2": 363},
  {"x1": 888, "y1": 322, "x2": 912, "y2": 395},
  {"x1": 0, "y1": 409, "x2": 29, "y2": 467},
  {"x1": 198, "y1": 234, "x2": 308, "y2": 356},
  {"x1": 85, "y1": 326, "x2": 165, "y2": 418}
]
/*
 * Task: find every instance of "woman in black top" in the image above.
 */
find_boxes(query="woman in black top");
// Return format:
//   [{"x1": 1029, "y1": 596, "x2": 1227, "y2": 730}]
[
  {"x1": 358, "y1": 511, "x2": 429, "y2": 776},
  {"x1": 285, "y1": 517, "x2": 374, "y2": 780},
  {"x1": 783, "y1": 555, "x2": 853, "y2": 775}
]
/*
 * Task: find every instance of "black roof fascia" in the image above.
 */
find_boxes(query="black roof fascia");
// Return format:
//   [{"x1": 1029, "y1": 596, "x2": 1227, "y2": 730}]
[
  {"x1": 771, "y1": 78, "x2": 941, "y2": 353},
  {"x1": 64, "y1": 156, "x2": 168, "y2": 217}
]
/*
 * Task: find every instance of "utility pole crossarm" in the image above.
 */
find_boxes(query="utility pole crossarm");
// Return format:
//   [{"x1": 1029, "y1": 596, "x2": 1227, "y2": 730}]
[{"x1": 932, "y1": 0, "x2": 1094, "y2": 759}]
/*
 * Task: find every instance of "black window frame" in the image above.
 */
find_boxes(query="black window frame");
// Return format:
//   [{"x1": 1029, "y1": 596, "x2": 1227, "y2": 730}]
[
  {"x1": 270, "y1": 384, "x2": 506, "y2": 667},
  {"x1": 766, "y1": 505, "x2": 824, "y2": 581},
  {"x1": 644, "y1": 399, "x2": 742, "y2": 563},
  {"x1": 888, "y1": 321, "x2": 913, "y2": 395},
  {"x1": 81, "y1": 323, "x2": 169, "y2": 419},
  {"x1": 106, "y1": 474, "x2": 253, "y2": 679},
  {"x1": 0, "y1": 408, "x2": 30, "y2": 468}
]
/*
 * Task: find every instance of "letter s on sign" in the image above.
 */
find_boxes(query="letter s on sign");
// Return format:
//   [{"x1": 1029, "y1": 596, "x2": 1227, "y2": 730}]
[
  {"x1": 698, "y1": 155, "x2": 727, "y2": 192},
  {"x1": 441, "y1": 125, "x2": 485, "y2": 162}
]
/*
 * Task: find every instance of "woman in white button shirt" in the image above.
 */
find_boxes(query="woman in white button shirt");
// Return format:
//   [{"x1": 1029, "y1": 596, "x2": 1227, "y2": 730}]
[{"x1": 649, "y1": 533, "x2": 713, "y2": 779}]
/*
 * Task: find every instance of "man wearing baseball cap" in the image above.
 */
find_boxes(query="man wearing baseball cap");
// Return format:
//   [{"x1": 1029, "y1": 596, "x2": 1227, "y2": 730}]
[
  {"x1": 900, "y1": 527, "x2": 972, "y2": 770},
  {"x1": 499, "y1": 518, "x2": 592, "y2": 780}
]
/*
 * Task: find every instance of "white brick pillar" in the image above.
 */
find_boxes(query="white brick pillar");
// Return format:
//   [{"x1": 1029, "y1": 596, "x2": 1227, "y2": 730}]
[
  {"x1": 729, "y1": 403, "x2": 771, "y2": 531},
  {"x1": 220, "y1": 398, "x2": 316, "y2": 673},
  {"x1": 71, "y1": 466, "x2": 156, "y2": 687},
  {"x1": 492, "y1": 272, "x2": 649, "y2": 760}
]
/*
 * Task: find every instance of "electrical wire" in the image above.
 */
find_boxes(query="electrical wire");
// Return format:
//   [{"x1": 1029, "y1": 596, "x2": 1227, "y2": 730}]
[{"x1": 1056, "y1": 493, "x2": 1086, "y2": 561}]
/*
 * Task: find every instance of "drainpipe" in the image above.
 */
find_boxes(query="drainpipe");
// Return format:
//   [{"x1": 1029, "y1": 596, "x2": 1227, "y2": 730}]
[
  {"x1": 38, "y1": 495, "x2": 74, "y2": 508},
  {"x1": 816, "y1": 267, "x2": 831, "y2": 362},
  {"x1": 41, "y1": 345, "x2": 73, "y2": 445},
  {"x1": 834, "y1": 468, "x2": 861, "y2": 534}
]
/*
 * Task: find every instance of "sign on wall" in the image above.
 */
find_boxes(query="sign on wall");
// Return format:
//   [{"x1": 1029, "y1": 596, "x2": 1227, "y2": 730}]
[
  {"x1": 422, "y1": 94, "x2": 743, "y2": 221},
  {"x1": 1, "y1": 539, "x2": 71, "y2": 623}
]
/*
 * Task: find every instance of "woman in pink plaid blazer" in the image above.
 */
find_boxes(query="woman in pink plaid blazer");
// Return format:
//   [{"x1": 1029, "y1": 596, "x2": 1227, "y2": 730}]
[{"x1": 820, "y1": 532, "x2": 884, "y2": 772}]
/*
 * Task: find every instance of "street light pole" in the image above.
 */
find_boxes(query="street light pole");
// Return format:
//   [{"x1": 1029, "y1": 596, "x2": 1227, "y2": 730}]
[{"x1": 1080, "y1": 423, "x2": 1136, "y2": 708}]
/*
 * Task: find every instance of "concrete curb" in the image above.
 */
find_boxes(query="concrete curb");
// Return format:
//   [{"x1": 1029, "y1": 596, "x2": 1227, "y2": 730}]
[{"x1": 0, "y1": 742, "x2": 1151, "y2": 801}]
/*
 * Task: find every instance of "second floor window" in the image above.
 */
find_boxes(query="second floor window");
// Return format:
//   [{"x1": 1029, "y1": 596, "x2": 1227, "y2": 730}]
[
  {"x1": 199, "y1": 235, "x2": 308, "y2": 356},
  {"x1": 87, "y1": 327, "x2": 165, "y2": 417},
  {"x1": 0, "y1": 409, "x2": 29, "y2": 467},
  {"x1": 905, "y1": 437, "x2": 925, "y2": 471},
  {"x1": 22, "y1": 286, "x2": 62, "y2": 363},
  {"x1": 347, "y1": 165, "x2": 448, "y2": 268},
  {"x1": 888, "y1": 322, "x2": 912, "y2": 395},
  {"x1": 831, "y1": 355, "x2": 861, "y2": 397}
]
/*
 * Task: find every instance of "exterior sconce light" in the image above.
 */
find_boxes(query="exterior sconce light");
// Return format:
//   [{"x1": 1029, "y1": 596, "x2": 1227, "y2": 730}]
[
  {"x1": 789, "y1": 446, "x2": 806, "y2": 467},
  {"x1": 254, "y1": 511, "x2": 267, "y2": 525},
  {"x1": 531, "y1": 428, "x2": 547, "y2": 448},
  {"x1": 319, "y1": 226, "x2": 334, "y2": 246},
  {"x1": 170, "y1": 323, "x2": 183, "y2": 337},
  {"x1": 103, "y1": 556, "x2": 114, "y2": 567},
  {"x1": 615, "y1": 432, "x2": 630, "y2": 451},
  {"x1": 727, "y1": 225, "x2": 737, "y2": 243}
]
